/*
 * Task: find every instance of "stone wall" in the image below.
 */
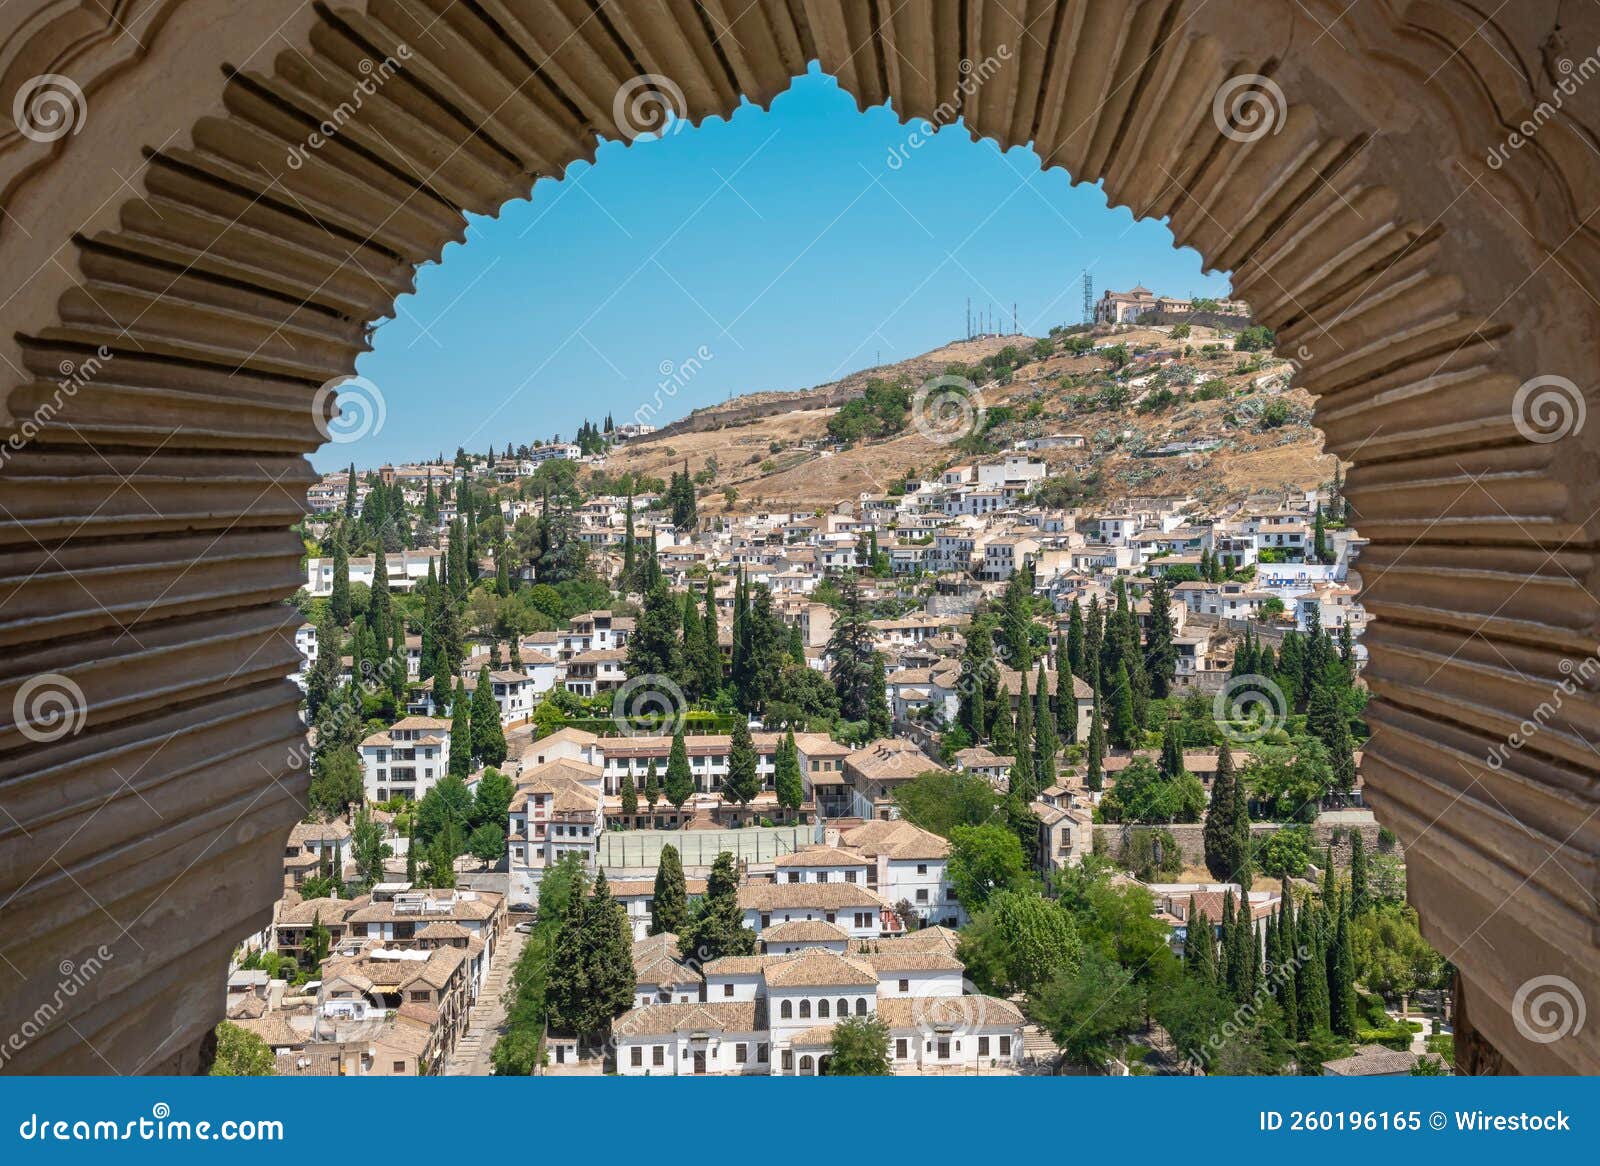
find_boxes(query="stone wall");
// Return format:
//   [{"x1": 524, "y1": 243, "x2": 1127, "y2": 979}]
[{"x1": 1093, "y1": 816, "x2": 1403, "y2": 872}]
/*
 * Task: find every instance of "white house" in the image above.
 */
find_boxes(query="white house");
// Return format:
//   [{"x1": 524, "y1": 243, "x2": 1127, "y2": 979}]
[{"x1": 359, "y1": 716, "x2": 451, "y2": 802}]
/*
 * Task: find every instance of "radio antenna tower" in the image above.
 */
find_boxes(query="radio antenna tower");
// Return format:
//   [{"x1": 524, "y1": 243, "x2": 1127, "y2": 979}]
[{"x1": 1082, "y1": 271, "x2": 1093, "y2": 324}]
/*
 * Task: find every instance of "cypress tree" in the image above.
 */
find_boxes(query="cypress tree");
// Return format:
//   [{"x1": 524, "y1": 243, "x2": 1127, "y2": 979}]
[
  {"x1": 1143, "y1": 577, "x2": 1177, "y2": 698},
  {"x1": 775, "y1": 729, "x2": 804, "y2": 811},
  {"x1": 664, "y1": 726, "x2": 694, "y2": 809},
  {"x1": 700, "y1": 581, "x2": 722, "y2": 695},
  {"x1": 620, "y1": 766, "x2": 638, "y2": 820},
  {"x1": 448, "y1": 678, "x2": 472, "y2": 778},
  {"x1": 622, "y1": 487, "x2": 637, "y2": 585},
  {"x1": 1349, "y1": 831, "x2": 1368, "y2": 915},
  {"x1": 1011, "y1": 668, "x2": 1034, "y2": 799},
  {"x1": 1085, "y1": 685, "x2": 1105, "y2": 791},
  {"x1": 1232, "y1": 767, "x2": 1253, "y2": 893},
  {"x1": 725, "y1": 719, "x2": 760, "y2": 805},
  {"x1": 1107, "y1": 661, "x2": 1137, "y2": 749},
  {"x1": 470, "y1": 666, "x2": 507, "y2": 766},
  {"x1": 1328, "y1": 887, "x2": 1357, "y2": 1037},
  {"x1": 1203, "y1": 739, "x2": 1239, "y2": 880},
  {"x1": 643, "y1": 759, "x2": 661, "y2": 809},
  {"x1": 1186, "y1": 898, "x2": 1215, "y2": 985},
  {"x1": 1065, "y1": 598, "x2": 1086, "y2": 680},
  {"x1": 584, "y1": 871, "x2": 637, "y2": 1042},
  {"x1": 1159, "y1": 722, "x2": 1184, "y2": 778},
  {"x1": 1033, "y1": 662, "x2": 1056, "y2": 788},
  {"x1": 650, "y1": 843, "x2": 688, "y2": 936},
  {"x1": 1219, "y1": 889, "x2": 1240, "y2": 998},
  {"x1": 1278, "y1": 885, "x2": 1299, "y2": 1041},
  {"x1": 1054, "y1": 625, "x2": 1077, "y2": 743}
]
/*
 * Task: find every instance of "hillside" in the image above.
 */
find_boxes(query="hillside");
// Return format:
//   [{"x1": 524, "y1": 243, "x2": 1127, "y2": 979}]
[{"x1": 601, "y1": 323, "x2": 1335, "y2": 514}]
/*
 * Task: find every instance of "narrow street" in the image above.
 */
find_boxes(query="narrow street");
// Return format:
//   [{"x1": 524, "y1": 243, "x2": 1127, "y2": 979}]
[{"x1": 442, "y1": 926, "x2": 528, "y2": 1076}]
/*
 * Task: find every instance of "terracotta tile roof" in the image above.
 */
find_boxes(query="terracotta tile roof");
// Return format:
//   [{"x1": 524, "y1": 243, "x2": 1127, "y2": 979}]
[
  {"x1": 761, "y1": 949, "x2": 877, "y2": 988},
  {"x1": 761, "y1": 919, "x2": 851, "y2": 943},
  {"x1": 840, "y1": 820, "x2": 950, "y2": 861},
  {"x1": 874, "y1": 994, "x2": 1023, "y2": 1030},
  {"x1": 737, "y1": 882, "x2": 887, "y2": 912},
  {"x1": 612, "y1": 1000, "x2": 766, "y2": 1038},
  {"x1": 772, "y1": 845, "x2": 869, "y2": 869}
]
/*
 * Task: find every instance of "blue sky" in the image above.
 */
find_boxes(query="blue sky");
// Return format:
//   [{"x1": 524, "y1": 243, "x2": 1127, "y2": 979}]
[{"x1": 330, "y1": 64, "x2": 1232, "y2": 470}]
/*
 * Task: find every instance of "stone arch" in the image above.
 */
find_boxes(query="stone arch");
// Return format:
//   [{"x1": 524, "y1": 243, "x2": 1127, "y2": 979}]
[{"x1": 0, "y1": 1, "x2": 1595, "y2": 1075}]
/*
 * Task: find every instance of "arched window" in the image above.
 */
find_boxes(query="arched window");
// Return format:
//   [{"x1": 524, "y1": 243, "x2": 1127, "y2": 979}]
[
  {"x1": 837, "y1": 997, "x2": 849, "y2": 1017},
  {"x1": 818, "y1": 999, "x2": 830, "y2": 1018},
  {"x1": 799, "y1": 1055, "x2": 814, "y2": 1075},
  {"x1": 855, "y1": 997, "x2": 868, "y2": 1016},
  {"x1": 780, "y1": 1000, "x2": 792, "y2": 1019},
  {"x1": 799, "y1": 999, "x2": 811, "y2": 1019}
]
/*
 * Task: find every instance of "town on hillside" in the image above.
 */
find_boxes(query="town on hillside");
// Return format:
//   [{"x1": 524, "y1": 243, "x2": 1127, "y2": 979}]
[{"x1": 219, "y1": 304, "x2": 1449, "y2": 1080}]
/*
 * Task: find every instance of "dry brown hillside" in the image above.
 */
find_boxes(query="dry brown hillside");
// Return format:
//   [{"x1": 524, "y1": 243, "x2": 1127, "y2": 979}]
[{"x1": 600, "y1": 324, "x2": 1335, "y2": 514}]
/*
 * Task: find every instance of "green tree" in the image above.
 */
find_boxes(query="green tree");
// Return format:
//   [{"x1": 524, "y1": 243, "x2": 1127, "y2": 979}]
[
  {"x1": 308, "y1": 746, "x2": 364, "y2": 818},
  {"x1": 626, "y1": 576, "x2": 684, "y2": 684},
  {"x1": 1107, "y1": 661, "x2": 1138, "y2": 749},
  {"x1": 1143, "y1": 578, "x2": 1178, "y2": 698},
  {"x1": 895, "y1": 770, "x2": 999, "y2": 837},
  {"x1": 650, "y1": 843, "x2": 688, "y2": 936},
  {"x1": 948, "y1": 823, "x2": 1029, "y2": 911},
  {"x1": 826, "y1": 1016, "x2": 892, "y2": 1075},
  {"x1": 1033, "y1": 662, "x2": 1056, "y2": 787},
  {"x1": 1203, "y1": 739, "x2": 1249, "y2": 880},
  {"x1": 828, "y1": 573, "x2": 881, "y2": 726},
  {"x1": 619, "y1": 766, "x2": 638, "y2": 819},
  {"x1": 448, "y1": 678, "x2": 472, "y2": 778},
  {"x1": 1349, "y1": 830, "x2": 1369, "y2": 915},
  {"x1": 210, "y1": 1021, "x2": 276, "y2": 1076},
  {"x1": 470, "y1": 668, "x2": 508, "y2": 767},
  {"x1": 724, "y1": 719, "x2": 760, "y2": 805},
  {"x1": 467, "y1": 821, "x2": 506, "y2": 865},
  {"x1": 643, "y1": 759, "x2": 661, "y2": 809},
  {"x1": 774, "y1": 729, "x2": 804, "y2": 811},
  {"x1": 350, "y1": 805, "x2": 392, "y2": 890},
  {"x1": 663, "y1": 727, "x2": 694, "y2": 809},
  {"x1": 958, "y1": 889, "x2": 1080, "y2": 995},
  {"x1": 678, "y1": 851, "x2": 756, "y2": 962},
  {"x1": 1032, "y1": 949, "x2": 1142, "y2": 1071}
]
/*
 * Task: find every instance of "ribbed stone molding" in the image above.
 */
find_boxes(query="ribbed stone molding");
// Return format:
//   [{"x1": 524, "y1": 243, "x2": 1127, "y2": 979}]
[{"x1": 0, "y1": 0, "x2": 1595, "y2": 1074}]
